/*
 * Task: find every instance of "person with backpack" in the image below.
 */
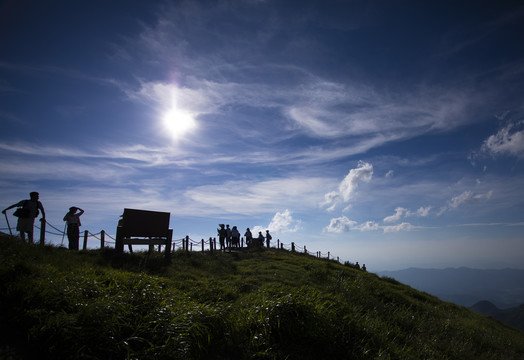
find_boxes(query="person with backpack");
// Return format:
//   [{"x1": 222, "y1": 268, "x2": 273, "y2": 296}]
[
  {"x1": 63, "y1": 206, "x2": 84, "y2": 250},
  {"x1": 2, "y1": 191, "x2": 45, "y2": 243}
]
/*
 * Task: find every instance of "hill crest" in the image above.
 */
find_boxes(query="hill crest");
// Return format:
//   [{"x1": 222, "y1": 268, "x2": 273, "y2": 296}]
[{"x1": 1, "y1": 236, "x2": 524, "y2": 359}]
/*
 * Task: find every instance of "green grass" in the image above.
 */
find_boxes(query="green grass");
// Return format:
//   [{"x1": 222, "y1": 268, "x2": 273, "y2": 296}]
[{"x1": 1, "y1": 235, "x2": 523, "y2": 359}]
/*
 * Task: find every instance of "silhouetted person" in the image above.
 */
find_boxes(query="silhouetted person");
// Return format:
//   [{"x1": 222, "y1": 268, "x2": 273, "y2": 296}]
[
  {"x1": 256, "y1": 231, "x2": 265, "y2": 247},
  {"x1": 217, "y1": 224, "x2": 226, "y2": 250},
  {"x1": 362, "y1": 264, "x2": 367, "y2": 271},
  {"x1": 231, "y1": 226, "x2": 240, "y2": 248},
  {"x1": 265, "y1": 230, "x2": 272, "y2": 248},
  {"x1": 2, "y1": 191, "x2": 45, "y2": 243},
  {"x1": 226, "y1": 224, "x2": 232, "y2": 248},
  {"x1": 355, "y1": 261, "x2": 360, "y2": 269},
  {"x1": 244, "y1": 228, "x2": 253, "y2": 247},
  {"x1": 63, "y1": 207, "x2": 84, "y2": 250}
]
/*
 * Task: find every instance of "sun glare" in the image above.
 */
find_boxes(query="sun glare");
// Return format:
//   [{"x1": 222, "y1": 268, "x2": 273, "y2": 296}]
[{"x1": 162, "y1": 107, "x2": 197, "y2": 139}]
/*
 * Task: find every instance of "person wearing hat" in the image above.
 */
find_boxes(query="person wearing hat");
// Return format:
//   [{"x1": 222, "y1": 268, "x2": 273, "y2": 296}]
[
  {"x1": 63, "y1": 206, "x2": 84, "y2": 250},
  {"x1": 2, "y1": 191, "x2": 46, "y2": 243}
]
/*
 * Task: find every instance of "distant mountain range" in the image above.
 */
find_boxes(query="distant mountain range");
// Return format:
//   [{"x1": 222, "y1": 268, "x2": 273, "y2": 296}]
[
  {"x1": 377, "y1": 267, "x2": 524, "y2": 309},
  {"x1": 469, "y1": 301, "x2": 524, "y2": 331}
]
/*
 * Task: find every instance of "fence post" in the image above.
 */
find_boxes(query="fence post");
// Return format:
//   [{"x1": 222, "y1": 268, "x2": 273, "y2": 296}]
[
  {"x1": 100, "y1": 230, "x2": 105, "y2": 248},
  {"x1": 83, "y1": 230, "x2": 88, "y2": 250},
  {"x1": 291, "y1": 242, "x2": 295, "y2": 252},
  {"x1": 39, "y1": 219, "x2": 46, "y2": 246},
  {"x1": 201, "y1": 239, "x2": 204, "y2": 252},
  {"x1": 304, "y1": 245, "x2": 307, "y2": 254},
  {"x1": 277, "y1": 239, "x2": 280, "y2": 248},
  {"x1": 185, "y1": 236, "x2": 189, "y2": 252}
]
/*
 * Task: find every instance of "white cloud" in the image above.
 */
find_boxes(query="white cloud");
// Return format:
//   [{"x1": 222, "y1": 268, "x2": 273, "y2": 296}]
[
  {"x1": 383, "y1": 206, "x2": 431, "y2": 222},
  {"x1": 481, "y1": 120, "x2": 524, "y2": 158},
  {"x1": 251, "y1": 210, "x2": 301, "y2": 236},
  {"x1": 321, "y1": 161, "x2": 373, "y2": 211},
  {"x1": 439, "y1": 190, "x2": 493, "y2": 215},
  {"x1": 322, "y1": 191, "x2": 340, "y2": 212},
  {"x1": 383, "y1": 222, "x2": 415, "y2": 233},
  {"x1": 383, "y1": 207, "x2": 409, "y2": 223},
  {"x1": 354, "y1": 221, "x2": 380, "y2": 231},
  {"x1": 449, "y1": 190, "x2": 493, "y2": 208},
  {"x1": 325, "y1": 217, "x2": 414, "y2": 233},
  {"x1": 449, "y1": 190, "x2": 473, "y2": 208},
  {"x1": 416, "y1": 206, "x2": 432, "y2": 217},
  {"x1": 339, "y1": 161, "x2": 373, "y2": 201},
  {"x1": 324, "y1": 216, "x2": 357, "y2": 233},
  {"x1": 267, "y1": 209, "x2": 301, "y2": 233}
]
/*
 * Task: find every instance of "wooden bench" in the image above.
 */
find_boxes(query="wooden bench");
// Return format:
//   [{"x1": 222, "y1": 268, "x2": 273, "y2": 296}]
[{"x1": 115, "y1": 208, "x2": 173, "y2": 258}]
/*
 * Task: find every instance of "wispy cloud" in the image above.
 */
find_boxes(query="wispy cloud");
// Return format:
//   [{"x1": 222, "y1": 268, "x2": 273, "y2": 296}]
[
  {"x1": 321, "y1": 161, "x2": 373, "y2": 212},
  {"x1": 324, "y1": 216, "x2": 417, "y2": 233},
  {"x1": 110, "y1": 1, "x2": 490, "y2": 166},
  {"x1": 383, "y1": 206, "x2": 432, "y2": 222},
  {"x1": 481, "y1": 119, "x2": 524, "y2": 158},
  {"x1": 383, "y1": 207, "x2": 409, "y2": 223},
  {"x1": 438, "y1": 190, "x2": 493, "y2": 215},
  {"x1": 182, "y1": 177, "x2": 329, "y2": 217},
  {"x1": 382, "y1": 222, "x2": 416, "y2": 233}
]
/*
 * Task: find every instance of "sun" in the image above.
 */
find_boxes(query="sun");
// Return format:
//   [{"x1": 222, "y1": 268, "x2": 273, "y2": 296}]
[{"x1": 162, "y1": 106, "x2": 197, "y2": 139}]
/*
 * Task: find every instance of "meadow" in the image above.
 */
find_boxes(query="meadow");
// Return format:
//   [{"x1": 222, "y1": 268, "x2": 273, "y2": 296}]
[{"x1": 1, "y1": 234, "x2": 523, "y2": 359}]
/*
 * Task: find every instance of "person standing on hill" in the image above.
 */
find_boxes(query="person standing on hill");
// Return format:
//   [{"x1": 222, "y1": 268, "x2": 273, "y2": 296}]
[
  {"x1": 217, "y1": 224, "x2": 227, "y2": 250},
  {"x1": 226, "y1": 224, "x2": 232, "y2": 248},
  {"x1": 244, "y1": 228, "x2": 253, "y2": 247},
  {"x1": 256, "y1": 231, "x2": 265, "y2": 247},
  {"x1": 63, "y1": 207, "x2": 84, "y2": 250},
  {"x1": 231, "y1": 226, "x2": 240, "y2": 248},
  {"x1": 265, "y1": 230, "x2": 272, "y2": 248},
  {"x1": 2, "y1": 191, "x2": 45, "y2": 243}
]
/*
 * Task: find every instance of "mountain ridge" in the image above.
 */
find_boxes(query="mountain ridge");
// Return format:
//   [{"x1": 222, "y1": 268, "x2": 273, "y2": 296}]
[
  {"x1": 377, "y1": 267, "x2": 524, "y2": 309},
  {"x1": 469, "y1": 300, "x2": 524, "y2": 331}
]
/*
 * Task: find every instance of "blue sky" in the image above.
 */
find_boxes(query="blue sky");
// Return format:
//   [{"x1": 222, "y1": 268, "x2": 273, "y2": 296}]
[{"x1": 1, "y1": 1, "x2": 524, "y2": 271}]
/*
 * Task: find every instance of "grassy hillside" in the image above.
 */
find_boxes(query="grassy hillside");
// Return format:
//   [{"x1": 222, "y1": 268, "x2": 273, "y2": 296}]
[{"x1": 1, "y1": 235, "x2": 523, "y2": 359}]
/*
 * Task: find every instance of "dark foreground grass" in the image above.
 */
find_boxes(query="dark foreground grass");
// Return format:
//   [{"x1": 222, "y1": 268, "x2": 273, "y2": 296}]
[{"x1": 1, "y1": 235, "x2": 523, "y2": 359}]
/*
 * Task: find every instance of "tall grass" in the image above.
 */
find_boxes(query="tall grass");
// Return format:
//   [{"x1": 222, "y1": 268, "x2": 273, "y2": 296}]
[{"x1": 1, "y1": 235, "x2": 523, "y2": 359}]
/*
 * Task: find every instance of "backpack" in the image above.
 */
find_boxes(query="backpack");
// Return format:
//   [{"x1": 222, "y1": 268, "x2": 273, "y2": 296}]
[{"x1": 13, "y1": 200, "x2": 38, "y2": 218}]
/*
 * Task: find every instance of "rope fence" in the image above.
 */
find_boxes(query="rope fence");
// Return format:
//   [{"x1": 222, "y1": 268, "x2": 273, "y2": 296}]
[{"x1": 1, "y1": 220, "x2": 360, "y2": 267}]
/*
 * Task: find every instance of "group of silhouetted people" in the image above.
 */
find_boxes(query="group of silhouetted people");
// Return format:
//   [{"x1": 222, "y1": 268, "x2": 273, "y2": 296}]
[
  {"x1": 2, "y1": 191, "x2": 84, "y2": 250},
  {"x1": 217, "y1": 224, "x2": 272, "y2": 250},
  {"x1": 355, "y1": 261, "x2": 367, "y2": 271}
]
